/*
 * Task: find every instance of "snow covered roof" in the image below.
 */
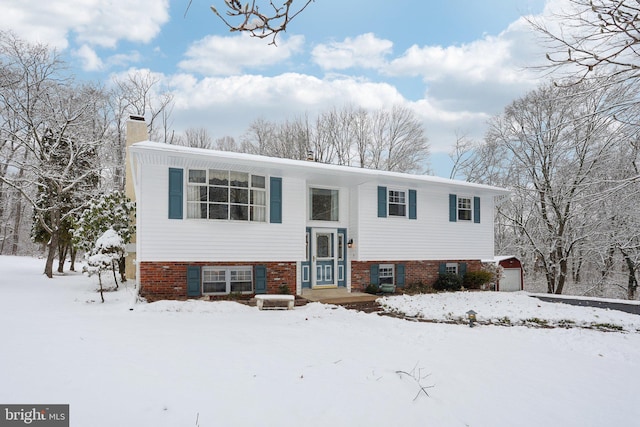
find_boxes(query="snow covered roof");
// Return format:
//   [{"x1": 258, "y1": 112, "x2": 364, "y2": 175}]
[
  {"x1": 481, "y1": 256, "x2": 519, "y2": 264},
  {"x1": 129, "y1": 141, "x2": 510, "y2": 195}
]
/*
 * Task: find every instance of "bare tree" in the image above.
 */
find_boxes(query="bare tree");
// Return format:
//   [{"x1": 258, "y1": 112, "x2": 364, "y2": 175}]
[
  {"x1": 182, "y1": 127, "x2": 214, "y2": 149},
  {"x1": 112, "y1": 70, "x2": 174, "y2": 143},
  {"x1": 0, "y1": 31, "x2": 104, "y2": 277},
  {"x1": 473, "y1": 78, "x2": 637, "y2": 295},
  {"x1": 214, "y1": 136, "x2": 239, "y2": 151},
  {"x1": 530, "y1": 0, "x2": 640, "y2": 83},
  {"x1": 202, "y1": 0, "x2": 315, "y2": 45},
  {"x1": 370, "y1": 106, "x2": 430, "y2": 173}
]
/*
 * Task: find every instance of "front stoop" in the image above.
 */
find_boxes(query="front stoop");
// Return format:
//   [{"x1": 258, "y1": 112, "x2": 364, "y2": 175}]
[{"x1": 301, "y1": 288, "x2": 379, "y2": 304}]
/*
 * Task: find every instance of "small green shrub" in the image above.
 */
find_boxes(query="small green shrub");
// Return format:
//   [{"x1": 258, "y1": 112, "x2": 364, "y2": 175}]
[
  {"x1": 404, "y1": 281, "x2": 434, "y2": 294},
  {"x1": 433, "y1": 273, "x2": 463, "y2": 292},
  {"x1": 277, "y1": 284, "x2": 291, "y2": 294},
  {"x1": 365, "y1": 284, "x2": 379, "y2": 295},
  {"x1": 463, "y1": 271, "x2": 494, "y2": 290}
]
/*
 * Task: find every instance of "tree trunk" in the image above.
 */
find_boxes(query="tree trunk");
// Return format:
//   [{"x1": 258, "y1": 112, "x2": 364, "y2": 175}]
[
  {"x1": 69, "y1": 246, "x2": 77, "y2": 271},
  {"x1": 118, "y1": 256, "x2": 127, "y2": 282},
  {"x1": 111, "y1": 259, "x2": 119, "y2": 290},
  {"x1": 10, "y1": 195, "x2": 24, "y2": 255},
  {"x1": 44, "y1": 229, "x2": 58, "y2": 278},
  {"x1": 57, "y1": 242, "x2": 68, "y2": 273},
  {"x1": 98, "y1": 271, "x2": 104, "y2": 303},
  {"x1": 44, "y1": 208, "x2": 60, "y2": 279},
  {"x1": 622, "y1": 251, "x2": 638, "y2": 300}
]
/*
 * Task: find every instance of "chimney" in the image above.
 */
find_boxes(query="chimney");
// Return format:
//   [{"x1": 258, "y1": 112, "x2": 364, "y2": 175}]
[{"x1": 124, "y1": 115, "x2": 148, "y2": 281}]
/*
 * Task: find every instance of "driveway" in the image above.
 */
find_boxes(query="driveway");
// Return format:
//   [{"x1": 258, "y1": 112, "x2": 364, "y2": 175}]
[{"x1": 531, "y1": 295, "x2": 640, "y2": 315}]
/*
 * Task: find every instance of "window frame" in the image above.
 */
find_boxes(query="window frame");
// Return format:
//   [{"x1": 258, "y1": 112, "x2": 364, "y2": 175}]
[
  {"x1": 379, "y1": 264, "x2": 395, "y2": 285},
  {"x1": 186, "y1": 169, "x2": 266, "y2": 222},
  {"x1": 309, "y1": 187, "x2": 340, "y2": 222},
  {"x1": 457, "y1": 196, "x2": 473, "y2": 222},
  {"x1": 201, "y1": 266, "x2": 254, "y2": 295},
  {"x1": 387, "y1": 189, "x2": 407, "y2": 217},
  {"x1": 445, "y1": 263, "x2": 458, "y2": 275}
]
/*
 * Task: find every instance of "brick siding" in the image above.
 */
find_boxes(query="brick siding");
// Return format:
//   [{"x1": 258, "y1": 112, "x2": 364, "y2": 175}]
[
  {"x1": 350, "y1": 259, "x2": 483, "y2": 292},
  {"x1": 139, "y1": 261, "x2": 296, "y2": 302}
]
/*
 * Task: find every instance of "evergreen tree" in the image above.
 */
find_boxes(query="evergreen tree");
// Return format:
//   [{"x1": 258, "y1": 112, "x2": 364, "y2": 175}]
[{"x1": 72, "y1": 191, "x2": 135, "y2": 281}]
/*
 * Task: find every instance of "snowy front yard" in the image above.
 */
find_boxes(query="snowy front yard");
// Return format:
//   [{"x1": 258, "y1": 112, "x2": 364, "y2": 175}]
[{"x1": 1, "y1": 256, "x2": 639, "y2": 427}]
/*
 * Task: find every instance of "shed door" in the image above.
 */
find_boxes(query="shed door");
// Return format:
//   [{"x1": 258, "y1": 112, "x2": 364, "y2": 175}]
[{"x1": 500, "y1": 268, "x2": 522, "y2": 291}]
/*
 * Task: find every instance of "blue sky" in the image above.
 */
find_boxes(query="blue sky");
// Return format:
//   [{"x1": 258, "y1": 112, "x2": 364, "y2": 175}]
[{"x1": 2, "y1": 0, "x2": 558, "y2": 177}]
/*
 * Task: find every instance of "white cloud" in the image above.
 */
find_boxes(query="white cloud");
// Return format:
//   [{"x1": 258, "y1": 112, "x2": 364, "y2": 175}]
[
  {"x1": 73, "y1": 45, "x2": 103, "y2": 72},
  {"x1": 311, "y1": 33, "x2": 393, "y2": 70},
  {"x1": 178, "y1": 34, "x2": 305, "y2": 76},
  {"x1": 0, "y1": 0, "x2": 169, "y2": 49}
]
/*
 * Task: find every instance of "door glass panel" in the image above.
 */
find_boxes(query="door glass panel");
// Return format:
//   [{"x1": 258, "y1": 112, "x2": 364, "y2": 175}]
[{"x1": 317, "y1": 234, "x2": 330, "y2": 258}]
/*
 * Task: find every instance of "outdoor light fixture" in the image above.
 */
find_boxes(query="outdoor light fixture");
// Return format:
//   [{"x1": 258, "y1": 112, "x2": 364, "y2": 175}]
[
  {"x1": 347, "y1": 238, "x2": 354, "y2": 248},
  {"x1": 466, "y1": 310, "x2": 477, "y2": 328}
]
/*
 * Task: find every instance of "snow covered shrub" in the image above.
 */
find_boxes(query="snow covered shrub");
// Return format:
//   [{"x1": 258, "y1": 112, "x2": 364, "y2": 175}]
[
  {"x1": 85, "y1": 228, "x2": 126, "y2": 302},
  {"x1": 463, "y1": 271, "x2": 494, "y2": 290},
  {"x1": 433, "y1": 273, "x2": 463, "y2": 292},
  {"x1": 72, "y1": 191, "x2": 135, "y2": 281}
]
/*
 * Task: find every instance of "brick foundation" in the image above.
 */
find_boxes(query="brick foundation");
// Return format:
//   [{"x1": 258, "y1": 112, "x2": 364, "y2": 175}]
[
  {"x1": 350, "y1": 260, "x2": 483, "y2": 292},
  {"x1": 139, "y1": 261, "x2": 296, "y2": 302},
  {"x1": 140, "y1": 259, "x2": 483, "y2": 300}
]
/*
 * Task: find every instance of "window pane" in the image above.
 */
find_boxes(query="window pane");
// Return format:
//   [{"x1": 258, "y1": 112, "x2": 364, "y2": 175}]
[
  {"x1": 230, "y1": 281, "x2": 252, "y2": 293},
  {"x1": 187, "y1": 202, "x2": 207, "y2": 219},
  {"x1": 251, "y1": 189, "x2": 266, "y2": 206},
  {"x1": 230, "y1": 171, "x2": 249, "y2": 187},
  {"x1": 311, "y1": 188, "x2": 339, "y2": 221},
  {"x1": 389, "y1": 204, "x2": 406, "y2": 216},
  {"x1": 209, "y1": 186, "x2": 228, "y2": 203},
  {"x1": 187, "y1": 186, "x2": 208, "y2": 202},
  {"x1": 317, "y1": 234, "x2": 331, "y2": 258},
  {"x1": 230, "y1": 188, "x2": 248, "y2": 204},
  {"x1": 251, "y1": 175, "x2": 265, "y2": 188},
  {"x1": 209, "y1": 203, "x2": 228, "y2": 220},
  {"x1": 189, "y1": 170, "x2": 206, "y2": 183},
  {"x1": 203, "y1": 281, "x2": 226, "y2": 293},
  {"x1": 230, "y1": 204, "x2": 248, "y2": 220},
  {"x1": 209, "y1": 170, "x2": 228, "y2": 186},
  {"x1": 251, "y1": 206, "x2": 266, "y2": 222}
]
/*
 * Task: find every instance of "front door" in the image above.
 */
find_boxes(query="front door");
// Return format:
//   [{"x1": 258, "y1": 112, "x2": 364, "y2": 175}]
[{"x1": 312, "y1": 229, "x2": 336, "y2": 288}]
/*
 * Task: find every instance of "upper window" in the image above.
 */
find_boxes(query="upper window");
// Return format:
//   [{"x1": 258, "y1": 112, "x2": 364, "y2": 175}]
[
  {"x1": 187, "y1": 169, "x2": 266, "y2": 221},
  {"x1": 310, "y1": 188, "x2": 339, "y2": 221},
  {"x1": 388, "y1": 190, "x2": 406, "y2": 217},
  {"x1": 458, "y1": 196, "x2": 472, "y2": 221}
]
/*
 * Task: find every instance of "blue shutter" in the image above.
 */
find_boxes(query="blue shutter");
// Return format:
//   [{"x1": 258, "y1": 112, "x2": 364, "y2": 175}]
[
  {"x1": 396, "y1": 264, "x2": 405, "y2": 288},
  {"x1": 473, "y1": 196, "x2": 481, "y2": 223},
  {"x1": 408, "y1": 190, "x2": 417, "y2": 219},
  {"x1": 168, "y1": 168, "x2": 183, "y2": 219},
  {"x1": 459, "y1": 262, "x2": 467, "y2": 277},
  {"x1": 186, "y1": 266, "x2": 201, "y2": 297},
  {"x1": 370, "y1": 264, "x2": 379, "y2": 285},
  {"x1": 255, "y1": 265, "x2": 267, "y2": 294},
  {"x1": 438, "y1": 263, "x2": 446, "y2": 275},
  {"x1": 377, "y1": 186, "x2": 387, "y2": 218},
  {"x1": 270, "y1": 177, "x2": 282, "y2": 224},
  {"x1": 449, "y1": 194, "x2": 457, "y2": 222}
]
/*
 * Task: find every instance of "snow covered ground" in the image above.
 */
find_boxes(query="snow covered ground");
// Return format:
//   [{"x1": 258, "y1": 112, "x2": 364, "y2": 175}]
[{"x1": 1, "y1": 255, "x2": 639, "y2": 427}]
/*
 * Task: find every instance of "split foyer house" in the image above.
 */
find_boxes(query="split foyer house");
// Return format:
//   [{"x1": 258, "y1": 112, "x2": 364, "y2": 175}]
[{"x1": 128, "y1": 138, "x2": 510, "y2": 301}]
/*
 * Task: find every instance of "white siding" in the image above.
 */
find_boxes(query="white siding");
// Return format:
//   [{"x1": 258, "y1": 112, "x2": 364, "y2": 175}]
[
  {"x1": 355, "y1": 183, "x2": 496, "y2": 261},
  {"x1": 137, "y1": 163, "x2": 306, "y2": 262},
  {"x1": 130, "y1": 142, "x2": 508, "y2": 265}
]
